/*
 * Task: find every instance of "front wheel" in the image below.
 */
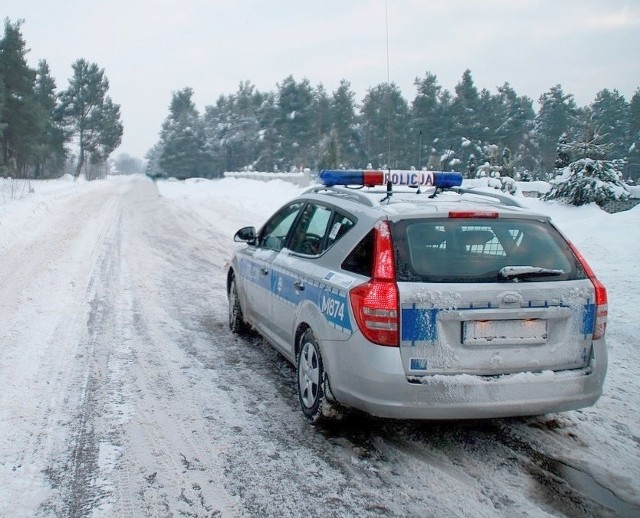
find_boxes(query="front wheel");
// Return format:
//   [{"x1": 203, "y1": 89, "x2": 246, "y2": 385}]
[
  {"x1": 228, "y1": 276, "x2": 250, "y2": 335},
  {"x1": 296, "y1": 329, "x2": 341, "y2": 424}
]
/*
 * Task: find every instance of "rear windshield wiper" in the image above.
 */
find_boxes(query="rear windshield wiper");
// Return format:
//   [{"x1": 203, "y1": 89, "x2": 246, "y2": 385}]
[{"x1": 498, "y1": 266, "x2": 565, "y2": 281}]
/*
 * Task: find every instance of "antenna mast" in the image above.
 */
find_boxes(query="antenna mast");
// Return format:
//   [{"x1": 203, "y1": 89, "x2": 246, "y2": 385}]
[{"x1": 385, "y1": 0, "x2": 392, "y2": 169}]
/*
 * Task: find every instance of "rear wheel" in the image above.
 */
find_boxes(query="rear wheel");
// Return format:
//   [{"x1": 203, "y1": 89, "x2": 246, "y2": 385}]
[
  {"x1": 228, "y1": 276, "x2": 250, "y2": 334},
  {"x1": 296, "y1": 329, "x2": 341, "y2": 424}
]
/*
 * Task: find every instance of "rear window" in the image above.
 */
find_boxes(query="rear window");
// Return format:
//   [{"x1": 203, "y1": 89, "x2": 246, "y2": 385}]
[{"x1": 392, "y1": 218, "x2": 585, "y2": 283}]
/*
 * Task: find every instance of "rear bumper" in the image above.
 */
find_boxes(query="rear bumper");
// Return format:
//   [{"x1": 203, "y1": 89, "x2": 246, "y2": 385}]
[{"x1": 324, "y1": 339, "x2": 607, "y2": 420}]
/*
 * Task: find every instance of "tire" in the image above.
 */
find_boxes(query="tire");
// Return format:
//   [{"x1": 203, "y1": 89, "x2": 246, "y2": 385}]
[
  {"x1": 228, "y1": 276, "x2": 250, "y2": 335},
  {"x1": 296, "y1": 329, "x2": 341, "y2": 424}
]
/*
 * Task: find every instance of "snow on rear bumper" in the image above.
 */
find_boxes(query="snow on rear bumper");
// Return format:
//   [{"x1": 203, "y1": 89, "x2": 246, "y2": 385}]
[{"x1": 325, "y1": 339, "x2": 607, "y2": 420}]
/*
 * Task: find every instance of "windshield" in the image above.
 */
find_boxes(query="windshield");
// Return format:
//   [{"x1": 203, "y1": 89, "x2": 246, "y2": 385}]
[{"x1": 392, "y1": 218, "x2": 584, "y2": 283}]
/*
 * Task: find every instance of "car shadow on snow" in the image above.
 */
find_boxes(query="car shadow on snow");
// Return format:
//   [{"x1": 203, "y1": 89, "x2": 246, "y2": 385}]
[{"x1": 318, "y1": 414, "x2": 637, "y2": 516}]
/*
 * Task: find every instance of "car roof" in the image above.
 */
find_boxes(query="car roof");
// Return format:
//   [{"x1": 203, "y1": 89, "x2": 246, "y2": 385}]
[{"x1": 300, "y1": 184, "x2": 550, "y2": 222}]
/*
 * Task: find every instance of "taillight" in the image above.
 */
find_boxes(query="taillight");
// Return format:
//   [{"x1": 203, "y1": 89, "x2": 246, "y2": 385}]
[
  {"x1": 349, "y1": 221, "x2": 399, "y2": 346},
  {"x1": 591, "y1": 280, "x2": 608, "y2": 340},
  {"x1": 568, "y1": 240, "x2": 608, "y2": 340}
]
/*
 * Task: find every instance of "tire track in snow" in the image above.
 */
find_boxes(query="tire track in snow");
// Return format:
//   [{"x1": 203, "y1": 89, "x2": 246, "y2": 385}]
[
  {"x1": 53, "y1": 193, "x2": 127, "y2": 516},
  {"x1": 108, "y1": 178, "x2": 243, "y2": 516},
  {"x1": 0, "y1": 179, "x2": 130, "y2": 516}
]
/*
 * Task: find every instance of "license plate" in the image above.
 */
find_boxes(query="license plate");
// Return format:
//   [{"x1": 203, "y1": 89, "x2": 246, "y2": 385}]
[{"x1": 462, "y1": 319, "x2": 548, "y2": 346}]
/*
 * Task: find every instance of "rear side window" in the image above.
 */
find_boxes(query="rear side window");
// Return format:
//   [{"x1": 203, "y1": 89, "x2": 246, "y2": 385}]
[
  {"x1": 288, "y1": 203, "x2": 356, "y2": 256},
  {"x1": 327, "y1": 213, "x2": 356, "y2": 249},
  {"x1": 392, "y1": 218, "x2": 584, "y2": 283},
  {"x1": 342, "y1": 230, "x2": 374, "y2": 277}
]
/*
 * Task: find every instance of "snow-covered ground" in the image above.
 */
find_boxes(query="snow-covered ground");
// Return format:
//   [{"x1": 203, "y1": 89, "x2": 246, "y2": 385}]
[{"x1": 0, "y1": 174, "x2": 638, "y2": 516}]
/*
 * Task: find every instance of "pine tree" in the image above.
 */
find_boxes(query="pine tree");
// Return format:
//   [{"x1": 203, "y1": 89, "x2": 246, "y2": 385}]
[
  {"x1": 411, "y1": 72, "x2": 446, "y2": 169},
  {"x1": 32, "y1": 60, "x2": 66, "y2": 178},
  {"x1": 544, "y1": 132, "x2": 629, "y2": 206},
  {"x1": 493, "y1": 83, "x2": 536, "y2": 173},
  {"x1": 0, "y1": 74, "x2": 5, "y2": 152},
  {"x1": 554, "y1": 133, "x2": 571, "y2": 169},
  {"x1": 630, "y1": 89, "x2": 640, "y2": 145},
  {"x1": 231, "y1": 81, "x2": 264, "y2": 171},
  {"x1": 330, "y1": 80, "x2": 362, "y2": 168},
  {"x1": 159, "y1": 87, "x2": 211, "y2": 179},
  {"x1": 202, "y1": 94, "x2": 232, "y2": 173},
  {"x1": 449, "y1": 70, "x2": 484, "y2": 175},
  {"x1": 203, "y1": 81, "x2": 264, "y2": 174},
  {"x1": 360, "y1": 82, "x2": 411, "y2": 168},
  {"x1": 89, "y1": 97, "x2": 123, "y2": 178},
  {"x1": 451, "y1": 70, "x2": 479, "y2": 125},
  {"x1": 57, "y1": 59, "x2": 123, "y2": 177},
  {"x1": 535, "y1": 85, "x2": 581, "y2": 174},
  {"x1": 626, "y1": 89, "x2": 640, "y2": 181},
  {"x1": 478, "y1": 88, "x2": 499, "y2": 144},
  {"x1": 313, "y1": 85, "x2": 331, "y2": 138},
  {"x1": 451, "y1": 70, "x2": 481, "y2": 141},
  {"x1": 0, "y1": 19, "x2": 38, "y2": 175},
  {"x1": 274, "y1": 76, "x2": 315, "y2": 170},
  {"x1": 254, "y1": 92, "x2": 278, "y2": 172},
  {"x1": 426, "y1": 89, "x2": 456, "y2": 170},
  {"x1": 317, "y1": 128, "x2": 340, "y2": 170},
  {"x1": 590, "y1": 89, "x2": 629, "y2": 160},
  {"x1": 144, "y1": 142, "x2": 164, "y2": 180}
]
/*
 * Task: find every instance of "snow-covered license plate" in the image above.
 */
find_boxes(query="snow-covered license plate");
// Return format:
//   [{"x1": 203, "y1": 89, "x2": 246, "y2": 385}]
[{"x1": 462, "y1": 319, "x2": 548, "y2": 346}]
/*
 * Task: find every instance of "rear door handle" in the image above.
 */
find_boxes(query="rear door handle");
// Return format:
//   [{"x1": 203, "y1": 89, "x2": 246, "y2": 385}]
[
  {"x1": 294, "y1": 280, "x2": 305, "y2": 292},
  {"x1": 261, "y1": 268, "x2": 269, "y2": 275}
]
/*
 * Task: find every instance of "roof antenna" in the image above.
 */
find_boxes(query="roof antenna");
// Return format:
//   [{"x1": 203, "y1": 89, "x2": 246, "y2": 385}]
[
  {"x1": 385, "y1": 0, "x2": 392, "y2": 170},
  {"x1": 380, "y1": 180, "x2": 393, "y2": 203}
]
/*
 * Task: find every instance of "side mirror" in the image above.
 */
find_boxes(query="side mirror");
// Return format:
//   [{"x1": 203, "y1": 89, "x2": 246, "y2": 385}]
[{"x1": 234, "y1": 226, "x2": 257, "y2": 244}]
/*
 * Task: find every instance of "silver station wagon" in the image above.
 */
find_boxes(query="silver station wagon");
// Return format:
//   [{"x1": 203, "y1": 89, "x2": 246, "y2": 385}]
[{"x1": 227, "y1": 170, "x2": 608, "y2": 424}]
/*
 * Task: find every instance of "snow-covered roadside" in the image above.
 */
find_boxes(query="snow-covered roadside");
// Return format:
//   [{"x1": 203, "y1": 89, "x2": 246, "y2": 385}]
[
  {"x1": 0, "y1": 176, "x2": 136, "y2": 514},
  {"x1": 0, "y1": 175, "x2": 127, "y2": 254},
  {"x1": 155, "y1": 177, "x2": 304, "y2": 238}
]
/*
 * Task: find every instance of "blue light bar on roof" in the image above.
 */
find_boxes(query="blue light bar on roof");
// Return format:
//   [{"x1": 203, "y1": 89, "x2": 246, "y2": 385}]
[
  {"x1": 320, "y1": 169, "x2": 384, "y2": 187},
  {"x1": 320, "y1": 169, "x2": 463, "y2": 188}
]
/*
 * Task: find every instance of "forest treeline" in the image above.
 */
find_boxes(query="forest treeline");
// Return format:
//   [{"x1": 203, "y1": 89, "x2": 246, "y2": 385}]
[
  {"x1": 0, "y1": 19, "x2": 123, "y2": 179},
  {"x1": 2, "y1": 18, "x2": 638, "y2": 183},
  {"x1": 148, "y1": 72, "x2": 640, "y2": 182}
]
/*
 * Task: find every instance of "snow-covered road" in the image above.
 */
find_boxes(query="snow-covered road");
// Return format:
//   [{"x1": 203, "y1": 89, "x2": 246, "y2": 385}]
[{"x1": 1, "y1": 175, "x2": 638, "y2": 517}]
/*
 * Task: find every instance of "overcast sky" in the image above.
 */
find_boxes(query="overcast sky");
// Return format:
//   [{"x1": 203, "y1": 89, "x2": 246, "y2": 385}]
[{"x1": 3, "y1": 0, "x2": 639, "y2": 159}]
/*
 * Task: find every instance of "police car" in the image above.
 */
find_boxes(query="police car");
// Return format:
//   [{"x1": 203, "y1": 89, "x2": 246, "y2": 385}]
[{"x1": 227, "y1": 170, "x2": 607, "y2": 424}]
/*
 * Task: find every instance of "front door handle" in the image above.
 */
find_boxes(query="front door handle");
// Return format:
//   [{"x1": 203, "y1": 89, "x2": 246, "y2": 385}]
[
  {"x1": 294, "y1": 280, "x2": 305, "y2": 292},
  {"x1": 261, "y1": 267, "x2": 269, "y2": 275}
]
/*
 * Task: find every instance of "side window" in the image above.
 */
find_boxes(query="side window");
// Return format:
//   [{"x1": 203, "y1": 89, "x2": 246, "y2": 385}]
[
  {"x1": 289, "y1": 204, "x2": 333, "y2": 255},
  {"x1": 289, "y1": 206, "x2": 356, "y2": 256},
  {"x1": 327, "y1": 212, "x2": 356, "y2": 248},
  {"x1": 259, "y1": 202, "x2": 304, "y2": 251}
]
